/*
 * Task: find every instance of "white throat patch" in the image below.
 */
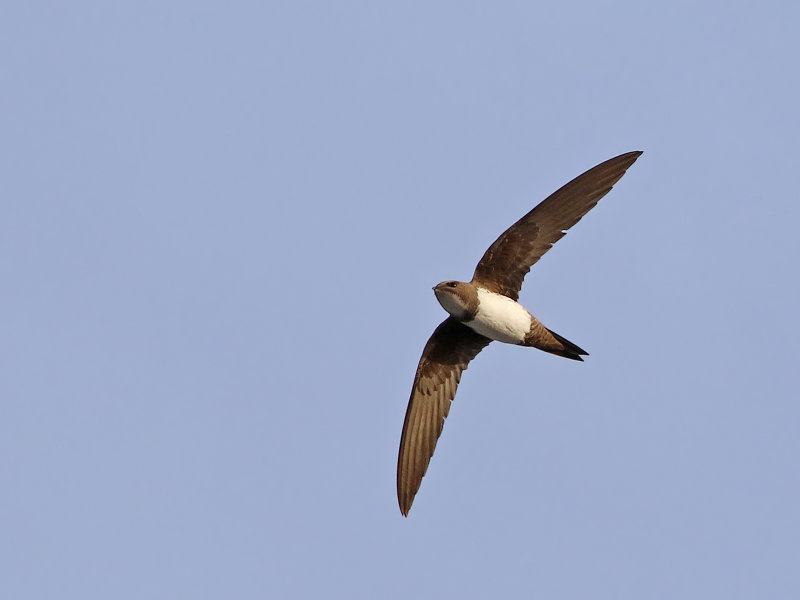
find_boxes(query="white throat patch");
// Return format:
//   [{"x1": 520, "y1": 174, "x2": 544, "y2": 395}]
[{"x1": 434, "y1": 288, "x2": 468, "y2": 318}]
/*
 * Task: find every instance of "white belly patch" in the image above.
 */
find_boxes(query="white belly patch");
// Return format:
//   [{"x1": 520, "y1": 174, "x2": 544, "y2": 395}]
[{"x1": 466, "y1": 288, "x2": 532, "y2": 344}]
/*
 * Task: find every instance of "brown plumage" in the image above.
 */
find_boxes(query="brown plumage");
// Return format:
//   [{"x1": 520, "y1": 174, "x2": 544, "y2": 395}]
[
  {"x1": 397, "y1": 151, "x2": 642, "y2": 516},
  {"x1": 472, "y1": 151, "x2": 643, "y2": 301},
  {"x1": 396, "y1": 318, "x2": 491, "y2": 516}
]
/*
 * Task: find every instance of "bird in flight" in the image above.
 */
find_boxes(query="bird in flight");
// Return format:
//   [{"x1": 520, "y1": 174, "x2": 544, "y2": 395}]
[{"x1": 397, "y1": 151, "x2": 643, "y2": 516}]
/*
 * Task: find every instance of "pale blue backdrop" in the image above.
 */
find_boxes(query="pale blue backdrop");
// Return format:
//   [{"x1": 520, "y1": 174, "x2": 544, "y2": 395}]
[{"x1": 2, "y1": 1, "x2": 799, "y2": 598}]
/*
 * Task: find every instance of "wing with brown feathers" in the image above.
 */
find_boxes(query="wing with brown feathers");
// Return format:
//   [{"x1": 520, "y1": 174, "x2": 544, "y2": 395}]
[
  {"x1": 397, "y1": 317, "x2": 491, "y2": 516},
  {"x1": 471, "y1": 151, "x2": 642, "y2": 300}
]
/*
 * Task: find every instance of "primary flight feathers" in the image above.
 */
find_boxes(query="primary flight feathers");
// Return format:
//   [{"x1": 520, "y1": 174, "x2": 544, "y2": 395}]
[{"x1": 397, "y1": 151, "x2": 642, "y2": 516}]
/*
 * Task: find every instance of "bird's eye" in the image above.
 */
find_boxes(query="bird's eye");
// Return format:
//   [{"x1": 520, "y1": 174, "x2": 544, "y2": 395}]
[{"x1": 447, "y1": 281, "x2": 458, "y2": 288}]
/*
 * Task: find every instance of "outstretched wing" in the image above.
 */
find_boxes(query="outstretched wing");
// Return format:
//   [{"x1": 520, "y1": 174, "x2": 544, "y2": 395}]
[
  {"x1": 397, "y1": 318, "x2": 491, "y2": 516},
  {"x1": 472, "y1": 151, "x2": 642, "y2": 300}
]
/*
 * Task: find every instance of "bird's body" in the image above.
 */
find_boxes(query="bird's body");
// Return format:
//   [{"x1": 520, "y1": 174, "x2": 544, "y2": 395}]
[
  {"x1": 397, "y1": 151, "x2": 643, "y2": 516},
  {"x1": 463, "y1": 286, "x2": 532, "y2": 344},
  {"x1": 435, "y1": 283, "x2": 585, "y2": 356}
]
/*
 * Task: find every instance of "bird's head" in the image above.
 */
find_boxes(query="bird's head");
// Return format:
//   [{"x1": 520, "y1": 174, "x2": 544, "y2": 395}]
[{"x1": 433, "y1": 280, "x2": 476, "y2": 320}]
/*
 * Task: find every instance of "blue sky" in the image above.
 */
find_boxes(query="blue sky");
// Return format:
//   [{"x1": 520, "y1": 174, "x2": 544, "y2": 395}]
[{"x1": 2, "y1": 1, "x2": 799, "y2": 598}]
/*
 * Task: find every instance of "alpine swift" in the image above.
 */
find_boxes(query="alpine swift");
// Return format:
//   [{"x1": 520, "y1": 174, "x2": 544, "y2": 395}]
[{"x1": 397, "y1": 151, "x2": 643, "y2": 516}]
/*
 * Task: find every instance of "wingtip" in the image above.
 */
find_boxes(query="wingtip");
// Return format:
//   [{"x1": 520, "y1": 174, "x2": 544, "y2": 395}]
[
  {"x1": 619, "y1": 150, "x2": 643, "y2": 162},
  {"x1": 398, "y1": 486, "x2": 414, "y2": 516},
  {"x1": 601, "y1": 150, "x2": 643, "y2": 177}
]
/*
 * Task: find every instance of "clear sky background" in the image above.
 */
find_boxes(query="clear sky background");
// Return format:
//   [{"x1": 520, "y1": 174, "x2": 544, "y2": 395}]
[{"x1": 2, "y1": 2, "x2": 799, "y2": 598}]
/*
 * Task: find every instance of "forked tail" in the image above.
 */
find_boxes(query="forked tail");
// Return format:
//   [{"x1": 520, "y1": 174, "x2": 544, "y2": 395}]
[{"x1": 544, "y1": 328, "x2": 589, "y2": 362}]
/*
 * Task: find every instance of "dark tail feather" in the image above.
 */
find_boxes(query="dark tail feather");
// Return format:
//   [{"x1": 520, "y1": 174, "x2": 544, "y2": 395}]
[{"x1": 545, "y1": 328, "x2": 589, "y2": 362}]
